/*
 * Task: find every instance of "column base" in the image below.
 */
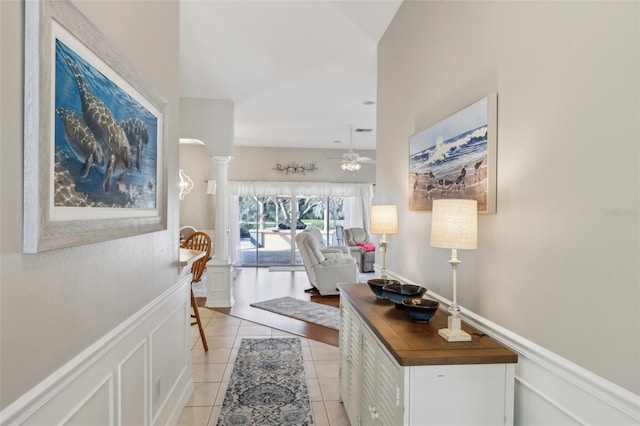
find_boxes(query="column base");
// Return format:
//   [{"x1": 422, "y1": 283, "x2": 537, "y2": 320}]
[{"x1": 205, "y1": 262, "x2": 234, "y2": 308}]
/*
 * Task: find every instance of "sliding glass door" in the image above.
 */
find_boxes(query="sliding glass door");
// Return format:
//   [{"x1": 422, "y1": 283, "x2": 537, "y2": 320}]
[{"x1": 237, "y1": 195, "x2": 346, "y2": 267}]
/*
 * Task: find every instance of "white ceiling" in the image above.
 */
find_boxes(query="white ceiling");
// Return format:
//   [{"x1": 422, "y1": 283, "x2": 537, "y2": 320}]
[{"x1": 179, "y1": 0, "x2": 402, "y2": 151}]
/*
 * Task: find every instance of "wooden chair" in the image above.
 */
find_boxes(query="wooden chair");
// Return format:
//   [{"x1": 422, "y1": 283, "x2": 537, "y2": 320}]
[{"x1": 181, "y1": 231, "x2": 211, "y2": 351}]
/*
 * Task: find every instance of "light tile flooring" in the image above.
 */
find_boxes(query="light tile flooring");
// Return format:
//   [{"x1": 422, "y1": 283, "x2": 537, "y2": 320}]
[{"x1": 177, "y1": 306, "x2": 350, "y2": 426}]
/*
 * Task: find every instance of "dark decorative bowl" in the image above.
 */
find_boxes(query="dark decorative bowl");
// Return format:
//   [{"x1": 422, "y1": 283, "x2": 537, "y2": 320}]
[
  {"x1": 381, "y1": 283, "x2": 427, "y2": 306},
  {"x1": 367, "y1": 279, "x2": 401, "y2": 299},
  {"x1": 402, "y1": 298, "x2": 439, "y2": 323}
]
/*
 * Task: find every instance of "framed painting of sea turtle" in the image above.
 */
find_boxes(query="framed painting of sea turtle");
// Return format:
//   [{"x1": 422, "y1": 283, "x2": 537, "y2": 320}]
[
  {"x1": 408, "y1": 93, "x2": 498, "y2": 214},
  {"x1": 23, "y1": 0, "x2": 168, "y2": 252}
]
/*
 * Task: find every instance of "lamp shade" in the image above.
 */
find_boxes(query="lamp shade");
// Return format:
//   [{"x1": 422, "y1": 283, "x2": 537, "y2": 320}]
[
  {"x1": 430, "y1": 199, "x2": 477, "y2": 249},
  {"x1": 371, "y1": 205, "x2": 398, "y2": 235}
]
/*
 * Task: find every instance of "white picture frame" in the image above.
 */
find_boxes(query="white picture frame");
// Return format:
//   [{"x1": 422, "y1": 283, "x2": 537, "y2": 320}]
[
  {"x1": 409, "y1": 93, "x2": 498, "y2": 213},
  {"x1": 24, "y1": 0, "x2": 168, "y2": 252}
]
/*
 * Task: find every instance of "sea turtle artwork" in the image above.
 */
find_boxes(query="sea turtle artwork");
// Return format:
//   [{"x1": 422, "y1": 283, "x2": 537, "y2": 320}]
[
  {"x1": 55, "y1": 107, "x2": 105, "y2": 178},
  {"x1": 120, "y1": 118, "x2": 150, "y2": 173},
  {"x1": 54, "y1": 39, "x2": 158, "y2": 209},
  {"x1": 59, "y1": 49, "x2": 133, "y2": 193}
]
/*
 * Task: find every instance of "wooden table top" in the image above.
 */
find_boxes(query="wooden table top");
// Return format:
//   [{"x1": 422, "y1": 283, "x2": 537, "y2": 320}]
[
  {"x1": 339, "y1": 283, "x2": 518, "y2": 367},
  {"x1": 179, "y1": 248, "x2": 205, "y2": 267}
]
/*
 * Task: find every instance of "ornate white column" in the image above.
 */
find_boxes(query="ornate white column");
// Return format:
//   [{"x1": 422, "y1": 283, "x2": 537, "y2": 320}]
[{"x1": 206, "y1": 156, "x2": 234, "y2": 307}]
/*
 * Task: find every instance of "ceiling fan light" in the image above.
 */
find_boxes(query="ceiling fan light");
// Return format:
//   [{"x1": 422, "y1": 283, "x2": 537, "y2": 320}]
[
  {"x1": 341, "y1": 158, "x2": 361, "y2": 172},
  {"x1": 339, "y1": 127, "x2": 363, "y2": 172}
]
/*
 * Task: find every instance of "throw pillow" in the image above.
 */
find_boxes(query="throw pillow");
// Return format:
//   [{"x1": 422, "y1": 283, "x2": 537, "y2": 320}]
[{"x1": 357, "y1": 242, "x2": 375, "y2": 252}]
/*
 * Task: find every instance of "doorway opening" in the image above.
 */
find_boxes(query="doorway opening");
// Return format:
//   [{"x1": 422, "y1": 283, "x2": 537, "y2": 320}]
[{"x1": 238, "y1": 195, "x2": 345, "y2": 267}]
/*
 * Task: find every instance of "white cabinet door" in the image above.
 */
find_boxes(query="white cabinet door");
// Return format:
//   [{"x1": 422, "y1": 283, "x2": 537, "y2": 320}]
[
  {"x1": 361, "y1": 326, "x2": 403, "y2": 426},
  {"x1": 376, "y1": 344, "x2": 403, "y2": 426},
  {"x1": 340, "y1": 303, "x2": 362, "y2": 426},
  {"x1": 360, "y1": 325, "x2": 378, "y2": 426}
]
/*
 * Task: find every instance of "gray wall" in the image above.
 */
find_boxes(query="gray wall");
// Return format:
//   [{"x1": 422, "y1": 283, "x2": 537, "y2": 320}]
[
  {"x1": 376, "y1": 1, "x2": 639, "y2": 394},
  {"x1": 229, "y1": 146, "x2": 376, "y2": 183},
  {"x1": 0, "y1": 0, "x2": 181, "y2": 409},
  {"x1": 179, "y1": 143, "x2": 216, "y2": 230}
]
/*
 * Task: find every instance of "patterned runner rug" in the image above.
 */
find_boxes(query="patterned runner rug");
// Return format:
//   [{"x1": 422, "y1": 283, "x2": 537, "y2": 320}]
[
  {"x1": 250, "y1": 296, "x2": 340, "y2": 330},
  {"x1": 216, "y1": 338, "x2": 314, "y2": 425}
]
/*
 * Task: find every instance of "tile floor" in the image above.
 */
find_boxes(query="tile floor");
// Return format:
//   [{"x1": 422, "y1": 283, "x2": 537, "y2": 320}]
[{"x1": 177, "y1": 306, "x2": 350, "y2": 426}]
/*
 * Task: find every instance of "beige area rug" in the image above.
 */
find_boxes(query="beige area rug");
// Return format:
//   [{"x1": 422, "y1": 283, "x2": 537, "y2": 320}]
[{"x1": 250, "y1": 296, "x2": 340, "y2": 330}]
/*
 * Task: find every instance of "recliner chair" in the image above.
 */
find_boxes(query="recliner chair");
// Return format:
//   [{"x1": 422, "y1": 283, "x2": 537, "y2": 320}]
[
  {"x1": 303, "y1": 228, "x2": 350, "y2": 256},
  {"x1": 344, "y1": 227, "x2": 376, "y2": 273},
  {"x1": 295, "y1": 231, "x2": 358, "y2": 296}
]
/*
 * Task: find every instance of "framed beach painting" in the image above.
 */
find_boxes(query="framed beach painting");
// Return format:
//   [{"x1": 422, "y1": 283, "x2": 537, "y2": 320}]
[
  {"x1": 23, "y1": 0, "x2": 168, "y2": 252},
  {"x1": 409, "y1": 93, "x2": 497, "y2": 213}
]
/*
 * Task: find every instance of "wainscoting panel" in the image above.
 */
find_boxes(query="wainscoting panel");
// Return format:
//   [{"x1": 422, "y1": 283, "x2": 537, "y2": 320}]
[
  {"x1": 0, "y1": 276, "x2": 193, "y2": 426},
  {"x1": 515, "y1": 382, "x2": 578, "y2": 425},
  {"x1": 65, "y1": 376, "x2": 113, "y2": 426},
  {"x1": 119, "y1": 341, "x2": 147, "y2": 426},
  {"x1": 150, "y1": 302, "x2": 190, "y2": 425},
  {"x1": 388, "y1": 269, "x2": 640, "y2": 425}
]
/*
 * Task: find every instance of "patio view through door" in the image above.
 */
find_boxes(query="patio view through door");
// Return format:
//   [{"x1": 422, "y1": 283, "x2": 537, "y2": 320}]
[{"x1": 238, "y1": 195, "x2": 345, "y2": 267}]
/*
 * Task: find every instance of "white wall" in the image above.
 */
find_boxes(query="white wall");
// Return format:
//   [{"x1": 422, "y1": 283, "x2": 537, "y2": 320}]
[
  {"x1": 377, "y1": 0, "x2": 639, "y2": 399},
  {"x1": 0, "y1": 0, "x2": 183, "y2": 412}
]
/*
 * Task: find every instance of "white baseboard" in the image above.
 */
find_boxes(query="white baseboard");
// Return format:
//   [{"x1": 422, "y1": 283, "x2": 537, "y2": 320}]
[
  {"x1": 0, "y1": 277, "x2": 193, "y2": 426},
  {"x1": 386, "y1": 269, "x2": 640, "y2": 425}
]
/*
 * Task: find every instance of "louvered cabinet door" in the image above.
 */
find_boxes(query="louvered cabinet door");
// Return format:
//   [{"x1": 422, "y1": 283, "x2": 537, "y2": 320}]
[
  {"x1": 340, "y1": 303, "x2": 362, "y2": 426},
  {"x1": 360, "y1": 326, "x2": 404, "y2": 426},
  {"x1": 360, "y1": 326, "x2": 379, "y2": 426},
  {"x1": 375, "y1": 342, "x2": 403, "y2": 426},
  {"x1": 339, "y1": 303, "x2": 351, "y2": 402}
]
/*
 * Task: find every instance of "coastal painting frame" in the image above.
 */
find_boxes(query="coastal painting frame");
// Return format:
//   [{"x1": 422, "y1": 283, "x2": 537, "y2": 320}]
[
  {"x1": 23, "y1": 0, "x2": 168, "y2": 253},
  {"x1": 409, "y1": 93, "x2": 497, "y2": 213}
]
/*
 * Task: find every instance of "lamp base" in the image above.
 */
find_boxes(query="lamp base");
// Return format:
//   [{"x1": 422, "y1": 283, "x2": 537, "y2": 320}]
[{"x1": 438, "y1": 316, "x2": 471, "y2": 342}]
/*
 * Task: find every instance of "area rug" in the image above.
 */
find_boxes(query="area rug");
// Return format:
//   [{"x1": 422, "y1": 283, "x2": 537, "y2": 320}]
[
  {"x1": 216, "y1": 338, "x2": 313, "y2": 425},
  {"x1": 250, "y1": 296, "x2": 340, "y2": 330}
]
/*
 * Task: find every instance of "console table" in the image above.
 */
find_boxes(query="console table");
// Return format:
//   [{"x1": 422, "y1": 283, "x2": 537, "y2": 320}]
[{"x1": 338, "y1": 283, "x2": 518, "y2": 426}]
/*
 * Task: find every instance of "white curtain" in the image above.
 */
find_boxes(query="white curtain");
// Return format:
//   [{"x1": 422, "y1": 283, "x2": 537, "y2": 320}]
[
  {"x1": 343, "y1": 198, "x2": 362, "y2": 229},
  {"x1": 228, "y1": 181, "x2": 373, "y2": 200}
]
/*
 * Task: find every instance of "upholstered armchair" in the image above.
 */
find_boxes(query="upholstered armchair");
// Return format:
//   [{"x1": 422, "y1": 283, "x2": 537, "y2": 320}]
[
  {"x1": 344, "y1": 227, "x2": 376, "y2": 273},
  {"x1": 295, "y1": 231, "x2": 358, "y2": 296},
  {"x1": 303, "y1": 228, "x2": 351, "y2": 257}
]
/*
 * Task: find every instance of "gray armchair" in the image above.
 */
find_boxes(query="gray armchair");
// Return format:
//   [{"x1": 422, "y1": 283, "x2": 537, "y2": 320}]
[
  {"x1": 344, "y1": 227, "x2": 376, "y2": 273},
  {"x1": 295, "y1": 231, "x2": 358, "y2": 296}
]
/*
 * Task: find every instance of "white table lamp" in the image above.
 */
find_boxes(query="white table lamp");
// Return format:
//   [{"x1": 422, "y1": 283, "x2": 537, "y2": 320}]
[
  {"x1": 370, "y1": 205, "x2": 398, "y2": 279},
  {"x1": 430, "y1": 199, "x2": 477, "y2": 342}
]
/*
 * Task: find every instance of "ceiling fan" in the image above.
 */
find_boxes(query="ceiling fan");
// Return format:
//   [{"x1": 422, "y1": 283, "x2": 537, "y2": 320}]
[{"x1": 330, "y1": 128, "x2": 375, "y2": 172}]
